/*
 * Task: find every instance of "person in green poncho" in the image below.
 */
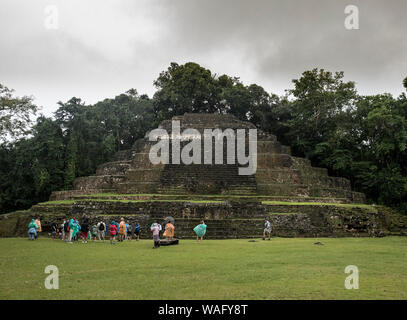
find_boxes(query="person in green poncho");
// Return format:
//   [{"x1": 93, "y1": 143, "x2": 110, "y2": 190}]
[
  {"x1": 28, "y1": 219, "x2": 38, "y2": 240},
  {"x1": 193, "y1": 220, "x2": 207, "y2": 242},
  {"x1": 67, "y1": 218, "x2": 75, "y2": 243},
  {"x1": 72, "y1": 219, "x2": 80, "y2": 241}
]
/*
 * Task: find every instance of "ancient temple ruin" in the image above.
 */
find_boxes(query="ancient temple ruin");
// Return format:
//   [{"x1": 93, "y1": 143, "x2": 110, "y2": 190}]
[
  {"x1": 1, "y1": 114, "x2": 406, "y2": 238},
  {"x1": 52, "y1": 113, "x2": 365, "y2": 202}
]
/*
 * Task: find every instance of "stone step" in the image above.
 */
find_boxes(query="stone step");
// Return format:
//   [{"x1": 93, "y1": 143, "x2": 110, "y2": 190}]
[
  {"x1": 112, "y1": 149, "x2": 132, "y2": 161},
  {"x1": 73, "y1": 175, "x2": 125, "y2": 191},
  {"x1": 256, "y1": 183, "x2": 354, "y2": 198},
  {"x1": 117, "y1": 182, "x2": 159, "y2": 194},
  {"x1": 49, "y1": 189, "x2": 117, "y2": 201},
  {"x1": 124, "y1": 168, "x2": 163, "y2": 182},
  {"x1": 256, "y1": 170, "x2": 351, "y2": 190},
  {"x1": 70, "y1": 194, "x2": 350, "y2": 204},
  {"x1": 96, "y1": 161, "x2": 132, "y2": 176}
]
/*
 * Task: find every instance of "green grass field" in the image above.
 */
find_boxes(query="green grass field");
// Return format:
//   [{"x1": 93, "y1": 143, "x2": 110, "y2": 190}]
[{"x1": 0, "y1": 237, "x2": 406, "y2": 300}]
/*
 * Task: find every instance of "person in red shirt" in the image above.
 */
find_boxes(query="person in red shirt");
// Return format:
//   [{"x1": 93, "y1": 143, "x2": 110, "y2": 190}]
[{"x1": 110, "y1": 221, "x2": 117, "y2": 245}]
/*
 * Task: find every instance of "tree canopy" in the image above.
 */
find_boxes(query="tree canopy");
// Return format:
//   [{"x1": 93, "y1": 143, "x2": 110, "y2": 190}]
[{"x1": 0, "y1": 83, "x2": 38, "y2": 142}]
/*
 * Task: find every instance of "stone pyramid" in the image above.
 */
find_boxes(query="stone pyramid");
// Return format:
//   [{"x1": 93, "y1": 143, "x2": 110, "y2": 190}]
[{"x1": 52, "y1": 113, "x2": 365, "y2": 203}]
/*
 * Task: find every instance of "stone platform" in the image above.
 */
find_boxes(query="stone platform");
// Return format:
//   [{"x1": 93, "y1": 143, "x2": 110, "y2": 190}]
[{"x1": 1, "y1": 198, "x2": 406, "y2": 238}]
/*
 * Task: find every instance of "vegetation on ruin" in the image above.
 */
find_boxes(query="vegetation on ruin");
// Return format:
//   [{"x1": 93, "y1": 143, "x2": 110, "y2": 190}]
[
  {"x1": 86, "y1": 193, "x2": 349, "y2": 200},
  {"x1": 36, "y1": 199, "x2": 376, "y2": 211},
  {"x1": 0, "y1": 237, "x2": 406, "y2": 299},
  {"x1": 1, "y1": 63, "x2": 406, "y2": 214},
  {"x1": 38, "y1": 199, "x2": 226, "y2": 205},
  {"x1": 263, "y1": 201, "x2": 378, "y2": 211},
  {"x1": 269, "y1": 212, "x2": 300, "y2": 215}
]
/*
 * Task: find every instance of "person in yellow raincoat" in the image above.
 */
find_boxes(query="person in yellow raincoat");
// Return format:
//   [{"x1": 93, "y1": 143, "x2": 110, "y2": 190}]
[
  {"x1": 163, "y1": 222, "x2": 175, "y2": 240},
  {"x1": 34, "y1": 217, "x2": 42, "y2": 239},
  {"x1": 118, "y1": 218, "x2": 126, "y2": 242}
]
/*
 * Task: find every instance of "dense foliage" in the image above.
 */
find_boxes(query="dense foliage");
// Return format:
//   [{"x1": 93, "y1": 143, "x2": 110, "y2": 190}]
[
  {"x1": 1, "y1": 63, "x2": 406, "y2": 214},
  {"x1": 0, "y1": 84, "x2": 38, "y2": 142}
]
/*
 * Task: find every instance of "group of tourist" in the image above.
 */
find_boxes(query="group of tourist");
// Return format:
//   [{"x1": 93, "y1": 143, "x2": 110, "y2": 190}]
[
  {"x1": 108, "y1": 217, "x2": 141, "y2": 244},
  {"x1": 28, "y1": 217, "x2": 272, "y2": 245},
  {"x1": 56, "y1": 217, "x2": 141, "y2": 244},
  {"x1": 30, "y1": 217, "x2": 139, "y2": 244},
  {"x1": 27, "y1": 216, "x2": 184, "y2": 247}
]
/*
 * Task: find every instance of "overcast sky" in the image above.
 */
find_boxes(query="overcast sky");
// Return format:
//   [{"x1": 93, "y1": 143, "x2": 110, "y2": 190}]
[{"x1": 1, "y1": 0, "x2": 406, "y2": 117}]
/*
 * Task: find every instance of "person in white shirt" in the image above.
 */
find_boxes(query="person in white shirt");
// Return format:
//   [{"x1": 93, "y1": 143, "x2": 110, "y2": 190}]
[
  {"x1": 97, "y1": 221, "x2": 106, "y2": 242},
  {"x1": 263, "y1": 218, "x2": 272, "y2": 241}
]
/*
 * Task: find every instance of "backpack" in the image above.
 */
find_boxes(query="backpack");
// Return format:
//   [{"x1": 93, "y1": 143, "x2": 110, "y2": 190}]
[
  {"x1": 64, "y1": 223, "x2": 69, "y2": 232},
  {"x1": 99, "y1": 223, "x2": 105, "y2": 231}
]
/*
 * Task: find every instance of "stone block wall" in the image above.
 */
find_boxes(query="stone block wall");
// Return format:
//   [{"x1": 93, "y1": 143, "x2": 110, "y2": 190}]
[{"x1": 2, "y1": 200, "x2": 403, "y2": 239}]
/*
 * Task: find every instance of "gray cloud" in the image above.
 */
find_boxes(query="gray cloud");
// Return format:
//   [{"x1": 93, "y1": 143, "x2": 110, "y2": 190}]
[{"x1": 0, "y1": 0, "x2": 406, "y2": 117}]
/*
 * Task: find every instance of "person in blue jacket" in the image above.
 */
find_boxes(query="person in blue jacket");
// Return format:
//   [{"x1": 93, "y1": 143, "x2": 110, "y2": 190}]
[{"x1": 134, "y1": 222, "x2": 140, "y2": 241}]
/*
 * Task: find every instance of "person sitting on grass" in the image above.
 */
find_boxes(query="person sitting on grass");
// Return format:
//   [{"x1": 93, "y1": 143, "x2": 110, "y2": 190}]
[
  {"x1": 134, "y1": 222, "x2": 140, "y2": 241},
  {"x1": 263, "y1": 218, "x2": 272, "y2": 241},
  {"x1": 110, "y1": 221, "x2": 117, "y2": 245},
  {"x1": 193, "y1": 220, "x2": 207, "y2": 243},
  {"x1": 28, "y1": 219, "x2": 38, "y2": 240},
  {"x1": 151, "y1": 220, "x2": 161, "y2": 249},
  {"x1": 163, "y1": 221, "x2": 175, "y2": 241}
]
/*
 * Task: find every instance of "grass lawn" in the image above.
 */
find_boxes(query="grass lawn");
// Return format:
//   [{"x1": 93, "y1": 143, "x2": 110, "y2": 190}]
[{"x1": 0, "y1": 237, "x2": 406, "y2": 300}]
